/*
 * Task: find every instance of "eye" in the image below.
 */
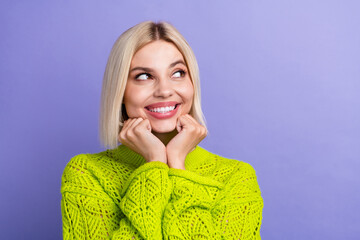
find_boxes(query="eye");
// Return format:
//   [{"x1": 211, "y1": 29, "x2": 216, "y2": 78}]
[
  {"x1": 172, "y1": 70, "x2": 186, "y2": 78},
  {"x1": 135, "y1": 73, "x2": 151, "y2": 80}
]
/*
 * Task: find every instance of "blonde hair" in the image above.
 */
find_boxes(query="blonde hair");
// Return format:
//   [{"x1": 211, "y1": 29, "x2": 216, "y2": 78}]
[{"x1": 99, "y1": 21, "x2": 207, "y2": 149}]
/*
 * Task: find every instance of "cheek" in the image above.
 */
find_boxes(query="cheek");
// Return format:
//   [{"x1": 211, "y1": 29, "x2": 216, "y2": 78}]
[
  {"x1": 179, "y1": 83, "x2": 194, "y2": 109},
  {"x1": 123, "y1": 86, "x2": 147, "y2": 115},
  {"x1": 185, "y1": 82, "x2": 195, "y2": 102}
]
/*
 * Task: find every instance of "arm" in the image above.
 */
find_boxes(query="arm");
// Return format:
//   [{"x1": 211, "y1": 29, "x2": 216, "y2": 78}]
[
  {"x1": 61, "y1": 154, "x2": 172, "y2": 240},
  {"x1": 162, "y1": 162, "x2": 263, "y2": 239}
]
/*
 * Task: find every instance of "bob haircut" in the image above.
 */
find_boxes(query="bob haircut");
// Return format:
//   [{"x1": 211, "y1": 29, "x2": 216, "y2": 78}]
[{"x1": 99, "y1": 21, "x2": 207, "y2": 149}]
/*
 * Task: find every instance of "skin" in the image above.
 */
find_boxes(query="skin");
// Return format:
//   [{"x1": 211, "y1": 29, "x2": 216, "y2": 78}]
[{"x1": 119, "y1": 40, "x2": 207, "y2": 170}]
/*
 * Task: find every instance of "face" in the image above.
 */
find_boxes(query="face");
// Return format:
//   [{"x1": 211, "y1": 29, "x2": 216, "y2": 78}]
[{"x1": 123, "y1": 40, "x2": 194, "y2": 133}]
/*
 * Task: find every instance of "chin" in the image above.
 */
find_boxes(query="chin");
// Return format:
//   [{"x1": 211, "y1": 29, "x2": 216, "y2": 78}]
[{"x1": 150, "y1": 121, "x2": 177, "y2": 133}]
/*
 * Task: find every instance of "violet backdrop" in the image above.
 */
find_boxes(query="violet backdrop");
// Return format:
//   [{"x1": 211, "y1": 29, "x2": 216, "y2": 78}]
[{"x1": 0, "y1": 0, "x2": 359, "y2": 239}]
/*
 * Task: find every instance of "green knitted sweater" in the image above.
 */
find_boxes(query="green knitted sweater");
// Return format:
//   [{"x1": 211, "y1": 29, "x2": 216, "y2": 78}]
[{"x1": 61, "y1": 144, "x2": 263, "y2": 239}]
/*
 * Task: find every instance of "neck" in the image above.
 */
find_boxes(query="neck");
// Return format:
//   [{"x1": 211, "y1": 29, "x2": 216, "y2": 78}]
[{"x1": 152, "y1": 129, "x2": 178, "y2": 146}]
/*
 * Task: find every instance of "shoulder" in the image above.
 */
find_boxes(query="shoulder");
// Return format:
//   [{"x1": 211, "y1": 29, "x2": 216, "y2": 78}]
[
  {"x1": 216, "y1": 156, "x2": 261, "y2": 197},
  {"x1": 214, "y1": 152, "x2": 258, "y2": 180},
  {"x1": 205, "y1": 152, "x2": 262, "y2": 201},
  {"x1": 61, "y1": 153, "x2": 90, "y2": 182},
  {"x1": 62, "y1": 149, "x2": 135, "y2": 177},
  {"x1": 62, "y1": 151, "x2": 114, "y2": 179},
  {"x1": 197, "y1": 147, "x2": 259, "y2": 183},
  {"x1": 61, "y1": 150, "x2": 134, "y2": 201}
]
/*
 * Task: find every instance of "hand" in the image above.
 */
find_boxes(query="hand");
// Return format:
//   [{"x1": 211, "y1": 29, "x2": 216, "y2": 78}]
[
  {"x1": 166, "y1": 114, "x2": 207, "y2": 169},
  {"x1": 118, "y1": 118, "x2": 167, "y2": 164}
]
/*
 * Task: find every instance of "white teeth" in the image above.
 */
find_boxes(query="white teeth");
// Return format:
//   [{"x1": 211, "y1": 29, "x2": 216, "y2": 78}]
[{"x1": 149, "y1": 105, "x2": 176, "y2": 113}]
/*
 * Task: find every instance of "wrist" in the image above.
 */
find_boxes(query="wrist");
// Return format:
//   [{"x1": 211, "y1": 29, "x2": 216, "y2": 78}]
[
  {"x1": 168, "y1": 163, "x2": 185, "y2": 170},
  {"x1": 167, "y1": 157, "x2": 185, "y2": 170},
  {"x1": 147, "y1": 154, "x2": 167, "y2": 164}
]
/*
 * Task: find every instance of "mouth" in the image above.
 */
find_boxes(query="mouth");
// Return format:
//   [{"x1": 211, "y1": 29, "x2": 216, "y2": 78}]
[
  {"x1": 145, "y1": 103, "x2": 181, "y2": 113},
  {"x1": 144, "y1": 103, "x2": 181, "y2": 119}
]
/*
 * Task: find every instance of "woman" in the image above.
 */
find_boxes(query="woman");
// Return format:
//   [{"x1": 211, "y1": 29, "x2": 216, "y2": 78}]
[{"x1": 61, "y1": 21, "x2": 263, "y2": 239}]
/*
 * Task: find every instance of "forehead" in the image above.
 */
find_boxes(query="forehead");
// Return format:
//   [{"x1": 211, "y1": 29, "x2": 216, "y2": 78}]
[{"x1": 131, "y1": 40, "x2": 184, "y2": 67}]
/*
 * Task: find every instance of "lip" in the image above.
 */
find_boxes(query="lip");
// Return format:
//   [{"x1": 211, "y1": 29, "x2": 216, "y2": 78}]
[
  {"x1": 144, "y1": 102, "x2": 181, "y2": 120},
  {"x1": 145, "y1": 101, "x2": 180, "y2": 109}
]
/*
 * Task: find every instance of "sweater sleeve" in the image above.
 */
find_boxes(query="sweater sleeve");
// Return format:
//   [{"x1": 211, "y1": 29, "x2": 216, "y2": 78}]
[
  {"x1": 163, "y1": 161, "x2": 263, "y2": 239},
  {"x1": 61, "y1": 154, "x2": 172, "y2": 240}
]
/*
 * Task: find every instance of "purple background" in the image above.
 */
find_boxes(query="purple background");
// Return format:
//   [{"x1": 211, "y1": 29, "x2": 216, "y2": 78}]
[{"x1": 1, "y1": 1, "x2": 359, "y2": 239}]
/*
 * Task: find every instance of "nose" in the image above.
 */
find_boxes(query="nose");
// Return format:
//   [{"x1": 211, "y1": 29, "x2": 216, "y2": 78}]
[{"x1": 153, "y1": 78, "x2": 173, "y2": 98}]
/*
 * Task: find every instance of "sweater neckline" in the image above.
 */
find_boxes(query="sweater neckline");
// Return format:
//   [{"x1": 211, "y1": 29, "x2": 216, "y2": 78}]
[{"x1": 113, "y1": 144, "x2": 211, "y2": 170}]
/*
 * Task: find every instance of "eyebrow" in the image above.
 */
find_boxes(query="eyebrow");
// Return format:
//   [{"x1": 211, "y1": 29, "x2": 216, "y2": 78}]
[{"x1": 129, "y1": 59, "x2": 186, "y2": 73}]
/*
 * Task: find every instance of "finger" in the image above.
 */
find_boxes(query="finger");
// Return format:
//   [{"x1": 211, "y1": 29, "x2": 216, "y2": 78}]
[
  {"x1": 176, "y1": 117, "x2": 182, "y2": 132},
  {"x1": 129, "y1": 118, "x2": 143, "y2": 129},
  {"x1": 188, "y1": 115, "x2": 206, "y2": 136},
  {"x1": 126, "y1": 118, "x2": 144, "y2": 139},
  {"x1": 185, "y1": 114, "x2": 199, "y2": 126},
  {"x1": 121, "y1": 118, "x2": 142, "y2": 144},
  {"x1": 129, "y1": 118, "x2": 144, "y2": 134},
  {"x1": 177, "y1": 115, "x2": 192, "y2": 130},
  {"x1": 120, "y1": 118, "x2": 137, "y2": 141},
  {"x1": 121, "y1": 118, "x2": 134, "y2": 133},
  {"x1": 127, "y1": 118, "x2": 142, "y2": 131},
  {"x1": 183, "y1": 114, "x2": 204, "y2": 136},
  {"x1": 119, "y1": 119, "x2": 131, "y2": 141},
  {"x1": 135, "y1": 118, "x2": 151, "y2": 132}
]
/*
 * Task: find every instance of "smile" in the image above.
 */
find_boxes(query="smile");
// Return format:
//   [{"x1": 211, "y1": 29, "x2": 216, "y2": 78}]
[
  {"x1": 144, "y1": 103, "x2": 181, "y2": 119},
  {"x1": 148, "y1": 105, "x2": 177, "y2": 113}
]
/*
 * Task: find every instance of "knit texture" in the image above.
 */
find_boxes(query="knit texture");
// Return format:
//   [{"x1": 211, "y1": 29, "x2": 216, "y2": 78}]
[{"x1": 61, "y1": 145, "x2": 263, "y2": 239}]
